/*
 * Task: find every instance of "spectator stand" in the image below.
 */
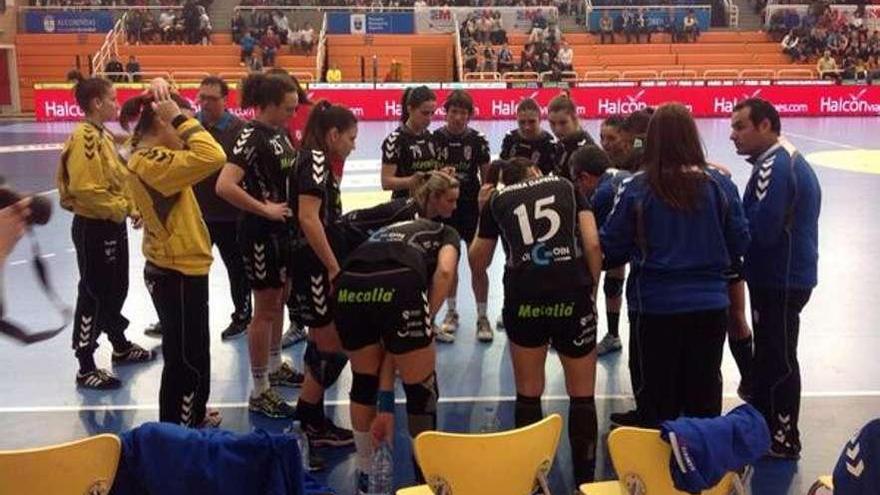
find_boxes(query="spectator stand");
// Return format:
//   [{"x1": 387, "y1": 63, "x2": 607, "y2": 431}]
[
  {"x1": 586, "y1": 4, "x2": 714, "y2": 37},
  {"x1": 92, "y1": 11, "x2": 128, "y2": 78}
]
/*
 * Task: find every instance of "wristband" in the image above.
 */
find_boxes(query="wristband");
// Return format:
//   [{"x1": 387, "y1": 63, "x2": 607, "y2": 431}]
[
  {"x1": 377, "y1": 391, "x2": 395, "y2": 413},
  {"x1": 171, "y1": 114, "x2": 187, "y2": 129}
]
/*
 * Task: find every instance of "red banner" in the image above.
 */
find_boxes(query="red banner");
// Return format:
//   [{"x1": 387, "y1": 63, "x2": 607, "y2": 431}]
[{"x1": 34, "y1": 84, "x2": 880, "y2": 122}]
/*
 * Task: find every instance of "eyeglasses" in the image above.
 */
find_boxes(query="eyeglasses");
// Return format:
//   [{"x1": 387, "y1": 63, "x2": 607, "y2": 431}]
[{"x1": 198, "y1": 94, "x2": 222, "y2": 102}]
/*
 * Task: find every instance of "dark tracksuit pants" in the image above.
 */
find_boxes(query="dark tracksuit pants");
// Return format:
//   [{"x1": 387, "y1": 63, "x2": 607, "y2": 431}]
[
  {"x1": 749, "y1": 286, "x2": 812, "y2": 453},
  {"x1": 144, "y1": 262, "x2": 210, "y2": 427},
  {"x1": 206, "y1": 221, "x2": 251, "y2": 324},
  {"x1": 71, "y1": 215, "x2": 130, "y2": 360},
  {"x1": 629, "y1": 309, "x2": 728, "y2": 427}
]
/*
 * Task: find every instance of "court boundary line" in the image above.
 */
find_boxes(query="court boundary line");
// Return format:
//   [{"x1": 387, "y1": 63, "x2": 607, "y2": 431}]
[
  {"x1": 786, "y1": 132, "x2": 859, "y2": 150},
  {"x1": 3, "y1": 390, "x2": 880, "y2": 414}
]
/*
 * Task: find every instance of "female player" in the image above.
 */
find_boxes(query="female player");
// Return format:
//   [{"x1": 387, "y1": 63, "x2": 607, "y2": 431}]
[
  {"x1": 381, "y1": 86, "x2": 439, "y2": 199},
  {"x1": 499, "y1": 98, "x2": 558, "y2": 176}
]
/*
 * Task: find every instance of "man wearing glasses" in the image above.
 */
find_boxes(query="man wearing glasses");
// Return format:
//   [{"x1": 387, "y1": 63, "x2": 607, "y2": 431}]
[{"x1": 192, "y1": 76, "x2": 251, "y2": 340}]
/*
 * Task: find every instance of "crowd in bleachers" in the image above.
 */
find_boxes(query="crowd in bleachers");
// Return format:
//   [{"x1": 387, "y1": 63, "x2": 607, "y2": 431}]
[
  {"x1": 594, "y1": 7, "x2": 701, "y2": 44},
  {"x1": 233, "y1": 10, "x2": 315, "y2": 69},
  {"x1": 124, "y1": 1, "x2": 213, "y2": 45},
  {"x1": 769, "y1": 3, "x2": 880, "y2": 81}
]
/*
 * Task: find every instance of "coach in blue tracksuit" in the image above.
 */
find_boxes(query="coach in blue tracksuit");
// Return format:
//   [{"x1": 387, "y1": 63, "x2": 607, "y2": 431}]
[
  {"x1": 730, "y1": 98, "x2": 821, "y2": 459},
  {"x1": 601, "y1": 104, "x2": 750, "y2": 428}
]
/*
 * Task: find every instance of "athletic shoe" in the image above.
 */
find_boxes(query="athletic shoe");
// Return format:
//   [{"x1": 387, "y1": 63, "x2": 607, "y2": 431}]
[
  {"x1": 248, "y1": 388, "x2": 297, "y2": 419},
  {"x1": 144, "y1": 322, "x2": 162, "y2": 338},
  {"x1": 76, "y1": 369, "x2": 122, "y2": 390},
  {"x1": 767, "y1": 443, "x2": 801, "y2": 460},
  {"x1": 306, "y1": 450, "x2": 327, "y2": 472},
  {"x1": 476, "y1": 316, "x2": 493, "y2": 343},
  {"x1": 356, "y1": 470, "x2": 370, "y2": 495},
  {"x1": 269, "y1": 361, "x2": 305, "y2": 388},
  {"x1": 281, "y1": 322, "x2": 307, "y2": 349},
  {"x1": 596, "y1": 334, "x2": 622, "y2": 356},
  {"x1": 609, "y1": 409, "x2": 643, "y2": 428},
  {"x1": 434, "y1": 324, "x2": 456, "y2": 344},
  {"x1": 220, "y1": 320, "x2": 248, "y2": 340},
  {"x1": 305, "y1": 417, "x2": 355, "y2": 448},
  {"x1": 112, "y1": 343, "x2": 156, "y2": 364},
  {"x1": 440, "y1": 310, "x2": 459, "y2": 334},
  {"x1": 496, "y1": 314, "x2": 505, "y2": 331}
]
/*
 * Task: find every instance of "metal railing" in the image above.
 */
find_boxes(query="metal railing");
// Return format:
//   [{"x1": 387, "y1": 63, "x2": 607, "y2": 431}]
[
  {"x1": 453, "y1": 11, "x2": 464, "y2": 82},
  {"x1": 703, "y1": 69, "x2": 741, "y2": 80},
  {"x1": 539, "y1": 70, "x2": 579, "y2": 82},
  {"x1": 583, "y1": 70, "x2": 620, "y2": 81},
  {"x1": 462, "y1": 72, "x2": 502, "y2": 81},
  {"x1": 315, "y1": 12, "x2": 327, "y2": 82},
  {"x1": 501, "y1": 71, "x2": 540, "y2": 82},
  {"x1": 92, "y1": 12, "x2": 127, "y2": 77}
]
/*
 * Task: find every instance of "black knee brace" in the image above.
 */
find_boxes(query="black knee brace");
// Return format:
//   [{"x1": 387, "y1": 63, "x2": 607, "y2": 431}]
[
  {"x1": 349, "y1": 372, "x2": 379, "y2": 407},
  {"x1": 569, "y1": 396, "x2": 598, "y2": 484},
  {"x1": 515, "y1": 394, "x2": 543, "y2": 428},
  {"x1": 603, "y1": 276, "x2": 624, "y2": 299},
  {"x1": 304, "y1": 342, "x2": 348, "y2": 388},
  {"x1": 403, "y1": 372, "x2": 438, "y2": 437}
]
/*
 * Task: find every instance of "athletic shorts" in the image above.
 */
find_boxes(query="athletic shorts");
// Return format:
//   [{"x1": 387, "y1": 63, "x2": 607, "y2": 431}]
[
  {"x1": 335, "y1": 266, "x2": 432, "y2": 354},
  {"x1": 502, "y1": 288, "x2": 597, "y2": 358},
  {"x1": 446, "y1": 202, "x2": 479, "y2": 244},
  {"x1": 238, "y1": 227, "x2": 289, "y2": 291},
  {"x1": 290, "y1": 245, "x2": 334, "y2": 327}
]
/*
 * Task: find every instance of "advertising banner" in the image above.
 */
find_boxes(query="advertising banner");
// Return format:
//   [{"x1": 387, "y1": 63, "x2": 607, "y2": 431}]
[
  {"x1": 415, "y1": 7, "x2": 558, "y2": 34},
  {"x1": 327, "y1": 12, "x2": 414, "y2": 34},
  {"x1": 34, "y1": 83, "x2": 880, "y2": 122},
  {"x1": 24, "y1": 10, "x2": 115, "y2": 33}
]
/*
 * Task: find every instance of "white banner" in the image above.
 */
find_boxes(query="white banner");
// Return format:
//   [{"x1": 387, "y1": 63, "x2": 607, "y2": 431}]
[{"x1": 415, "y1": 6, "x2": 558, "y2": 34}]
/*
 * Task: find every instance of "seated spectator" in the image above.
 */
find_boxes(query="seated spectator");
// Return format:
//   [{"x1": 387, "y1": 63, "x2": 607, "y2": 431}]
[
  {"x1": 246, "y1": 51, "x2": 263, "y2": 72},
  {"x1": 635, "y1": 8, "x2": 651, "y2": 43},
  {"x1": 482, "y1": 44, "x2": 497, "y2": 72},
  {"x1": 536, "y1": 50, "x2": 552, "y2": 73},
  {"x1": 141, "y1": 11, "x2": 159, "y2": 44},
  {"x1": 272, "y1": 11, "x2": 289, "y2": 45},
  {"x1": 490, "y1": 12, "x2": 507, "y2": 45},
  {"x1": 869, "y1": 30, "x2": 880, "y2": 56},
  {"x1": 556, "y1": 39, "x2": 573, "y2": 71},
  {"x1": 546, "y1": 20, "x2": 562, "y2": 47},
  {"x1": 384, "y1": 60, "x2": 403, "y2": 82},
  {"x1": 464, "y1": 41, "x2": 479, "y2": 73},
  {"x1": 231, "y1": 10, "x2": 246, "y2": 44},
  {"x1": 300, "y1": 22, "x2": 316, "y2": 54},
  {"x1": 126, "y1": 10, "x2": 144, "y2": 45},
  {"x1": 784, "y1": 9, "x2": 801, "y2": 34},
  {"x1": 623, "y1": 8, "x2": 639, "y2": 43},
  {"x1": 532, "y1": 8, "x2": 548, "y2": 33},
  {"x1": 239, "y1": 29, "x2": 257, "y2": 65},
  {"x1": 260, "y1": 27, "x2": 280, "y2": 66},
  {"x1": 198, "y1": 5, "x2": 212, "y2": 45},
  {"x1": 662, "y1": 8, "x2": 680, "y2": 43},
  {"x1": 104, "y1": 54, "x2": 124, "y2": 82},
  {"x1": 477, "y1": 13, "x2": 492, "y2": 44},
  {"x1": 326, "y1": 64, "x2": 342, "y2": 83},
  {"x1": 782, "y1": 29, "x2": 803, "y2": 62},
  {"x1": 125, "y1": 55, "x2": 141, "y2": 83},
  {"x1": 768, "y1": 9, "x2": 787, "y2": 40},
  {"x1": 173, "y1": 16, "x2": 187, "y2": 45},
  {"x1": 599, "y1": 11, "x2": 614, "y2": 44},
  {"x1": 866, "y1": 54, "x2": 880, "y2": 83},
  {"x1": 817, "y1": 49, "x2": 841, "y2": 81},
  {"x1": 827, "y1": 30, "x2": 848, "y2": 57},
  {"x1": 520, "y1": 42, "x2": 537, "y2": 71},
  {"x1": 682, "y1": 9, "x2": 699, "y2": 43},
  {"x1": 182, "y1": 0, "x2": 201, "y2": 45},
  {"x1": 497, "y1": 42, "x2": 515, "y2": 73},
  {"x1": 159, "y1": 10, "x2": 177, "y2": 43},
  {"x1": 851, "y1": 56, "x2": 869, "y2": 80}
]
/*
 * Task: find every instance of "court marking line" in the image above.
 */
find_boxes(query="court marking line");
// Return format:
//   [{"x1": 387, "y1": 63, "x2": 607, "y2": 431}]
[
  {"x1": 3, "y1": 391, "x2": 880, "y2": 413},
  {"x1": 0, "y1": 143, "x2": 63, "y2": 154},
  {"x1": 786, "y1": 132, "x2": 859, "y2": 150}
]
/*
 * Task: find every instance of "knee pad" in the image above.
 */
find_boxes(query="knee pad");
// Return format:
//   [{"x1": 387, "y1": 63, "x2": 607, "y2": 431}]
[
  {"x1": 349, "y1": 372, "x2": 379, "y2": 407},
  {"x1": 402, "y1": 372, "x2": 438, "y2": 416},
  {"x1": 603, "y1": 276, "x2": 624, "y2": 299},
  {"x1": 304, "y1": 342, "x2": 349, "y2": 388}
]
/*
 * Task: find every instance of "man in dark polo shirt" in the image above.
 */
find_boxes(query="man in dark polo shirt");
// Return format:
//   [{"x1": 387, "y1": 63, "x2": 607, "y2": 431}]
[{"x1": 194, "y1": 76, "x2": 251, "y2": 340}]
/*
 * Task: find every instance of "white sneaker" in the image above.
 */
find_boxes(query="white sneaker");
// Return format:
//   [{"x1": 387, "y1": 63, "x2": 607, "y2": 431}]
[
  {"x1": 596, "y1": 334, "x2": 622, "y2": 356},
  {"x1": 476, "y1": 316, "x2": 493, "y2": 343},
  {"x1": 281, "y1": 323, "x2": 307, "y2": 349},
  {"x1": 440, "y1": 310, "x2": 459, "y2": 334},
  {"x1": 434, "y1": 324, "x2": 456, "y2": 343},
  {"x1": 496, "y1": 314, "x2": 505, "y2": 331}
]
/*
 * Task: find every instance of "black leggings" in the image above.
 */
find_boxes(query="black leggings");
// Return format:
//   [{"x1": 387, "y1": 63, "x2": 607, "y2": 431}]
[
  {"x1": 629, "y1": 309, "x2": 727, "y2": 427},
  {"x1": 71, "y1": 216, "x2": 130, "y2": 358},
  {"x1": 145, "y1": 262, "x2": 210, "y2": 427}
]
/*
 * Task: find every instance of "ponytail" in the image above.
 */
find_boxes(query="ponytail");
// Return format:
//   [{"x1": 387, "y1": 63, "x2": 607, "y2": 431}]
[
  {"x1": 119, "y1": 92, "x2": 193, "y2": 146},
  {"x1": 69, "y1": 72, "x2": 112, "y2": 115},
  {"x1": 241, "y1": 72, "x2": 296, "y2": 110},
  {"x1": 301, "y1": 99, "x2": 358, "y2": 153},
  {"x1": 411, "y1": 171, "x2": 459, "y2": 216}
]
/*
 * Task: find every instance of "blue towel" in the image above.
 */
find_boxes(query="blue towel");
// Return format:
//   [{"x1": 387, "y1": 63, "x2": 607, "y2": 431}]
[
  {"x1": 833, "y1": 418, "x2": 880, "y2": 495},
  {"x1": 110, "y1": 422, "x2": 304, "y2": 495},
  {"x1": 660, "y1": 404, "x2": 770, "y2": 493}
]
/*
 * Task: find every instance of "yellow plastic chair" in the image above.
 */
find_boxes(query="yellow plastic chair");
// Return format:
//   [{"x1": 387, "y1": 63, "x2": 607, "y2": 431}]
[
  {"x1": 580, "y1": 427, "x2": 746, "y2": 495},
  {"x1": 396, "y1": 414, "x2": 563, "y2": 495},
  {"x1": 807, "y1": 475, "x2": 834, "y2": 494},
  {"x1": 0, "y1": 434, "x2": 121, "y2": 495}
]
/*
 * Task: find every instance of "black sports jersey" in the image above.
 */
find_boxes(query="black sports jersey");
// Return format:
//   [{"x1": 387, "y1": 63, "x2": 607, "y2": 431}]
[
  {"x1": 290, "y1": 148, "x2": 343, "y2": 245},
  {"x1": 228, "y1": 120, "x2": 297, "y2": 231},
  {"x1": 432, "y1": 126, "x2": 491, "y2": 203},
  {"x1": 499, "y1": 129, "x2": 559, "y2": 176},
  {"x1": 556, "y1": 129, "x2": 596, "y2": 179},
  {"x1": 338, "y1": 198, "x2": 420, "y2": 251},
  {"x1": 345, "y1": 218, "x2": 460, "y2": 284},
  {"x1": 382, "y1": 125, "x2": 439, "y2": 199},
  {"x1": 478, "y1": 175, "x2": 592, "y2": 291}
]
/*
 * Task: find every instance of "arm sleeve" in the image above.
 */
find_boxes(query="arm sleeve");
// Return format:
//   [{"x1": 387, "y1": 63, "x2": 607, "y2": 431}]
[
  {"x1": 476, "y1": 195, "x2": 501, "y2": 240},
  {"x1": 441, "y1": 225, "x2": 462, "y2": 249},
  {"x1": 721, "y1": 176, "x2": 751, "y2": 259},
  {"x1": 599, "y1": 183, "x2": 637, "y2": 269},
  {"x1": 381, "y1": 132, "x2": 401, "y2": 166},
  {"x1": 136, "y1": 118, "x2": 227, "y2": 197},
  {"x1": 499, "y1": 133, "x2": 513, "y2": 160},
  {"x1": 297, "y1": 151, "x2": 328, "y2": 199},
  {"x1": 476, "y1": 133, "x2": 492, "y2": 165},
  {"x1": 62, "y1": 134, "x2": 131, "y2": 223},
  {"x1": 746, "y1": 153, "x2": 792, "y2": 248}
]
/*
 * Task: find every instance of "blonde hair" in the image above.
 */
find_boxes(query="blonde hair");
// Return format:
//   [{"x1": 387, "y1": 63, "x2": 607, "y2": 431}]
[{"x1": 411, "y1": 171, "x2": 460, "y2": 215}]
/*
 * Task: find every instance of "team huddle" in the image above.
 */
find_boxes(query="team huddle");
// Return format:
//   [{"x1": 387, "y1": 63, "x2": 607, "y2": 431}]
[{"x1": 56, "y1": 69, "x2": 821, "y2": 488}]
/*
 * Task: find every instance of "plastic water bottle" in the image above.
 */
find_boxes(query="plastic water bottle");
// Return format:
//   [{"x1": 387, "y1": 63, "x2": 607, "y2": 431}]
[
  {"x1": 290, "y1": 421, "x2": 310, "y2": 472},
  {"x1": 480, "y1": 406, "x2": 502, "y2": 433},
  {"x1": 368, "y1": 442, "x2": 394, "y2": 495}
]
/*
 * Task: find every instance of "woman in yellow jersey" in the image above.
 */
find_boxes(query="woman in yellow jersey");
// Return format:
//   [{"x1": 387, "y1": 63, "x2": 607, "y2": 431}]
[
  {"x1": 57, "y1": 73, "x2": 155, "y2": 390},
  {"x1": 119, "y1": 83, "x2": 227, "y2": 427}
]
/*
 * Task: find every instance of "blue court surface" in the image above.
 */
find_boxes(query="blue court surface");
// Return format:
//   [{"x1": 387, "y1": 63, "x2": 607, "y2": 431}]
[{"x1": 0, "y1": 117, "x2": 877, "y2": 494}]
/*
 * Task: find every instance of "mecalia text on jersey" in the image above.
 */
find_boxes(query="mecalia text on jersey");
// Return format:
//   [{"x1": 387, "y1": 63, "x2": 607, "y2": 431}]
[
  {"x1": 517, "y1": 302, "x2": 575, "y2": 318},
  {"x1": 337, "y1": 288, "x2": 395, "y2": 304}
]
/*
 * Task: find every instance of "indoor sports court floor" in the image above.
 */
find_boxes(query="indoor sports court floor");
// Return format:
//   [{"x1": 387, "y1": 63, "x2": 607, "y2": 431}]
[{"x1": 0, "y1": 116, "x2": 877, "y2": 494}]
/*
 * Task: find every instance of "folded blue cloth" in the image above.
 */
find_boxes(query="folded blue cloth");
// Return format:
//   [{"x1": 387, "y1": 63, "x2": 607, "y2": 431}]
[
  {"x1": 660, "y1": 404, "x2": 770, "y2": 493},
  {"x1": 833, "y1": 418, "x2": 880, "y2": 495},
  {"x1": 110, "y1": 422, "x2": 304, "y2": 495}
]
